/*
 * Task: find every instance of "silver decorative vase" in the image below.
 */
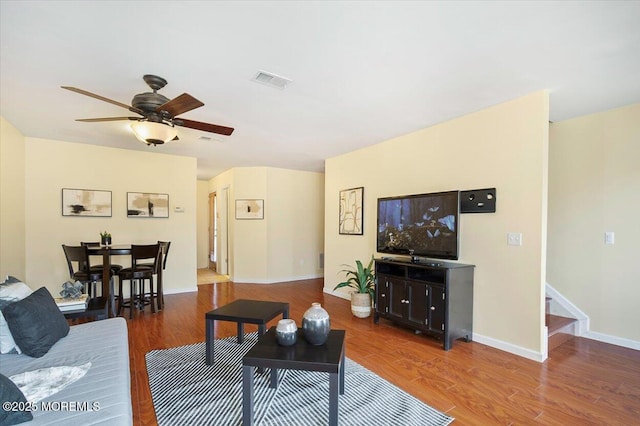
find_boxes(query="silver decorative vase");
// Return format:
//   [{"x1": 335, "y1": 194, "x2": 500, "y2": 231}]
[
  {"x1": 302, "y1": 302, "x2": 330, "y2": 345},
  {"x1": 275, "y1": 319, "x2": 298, "y2": 346}
]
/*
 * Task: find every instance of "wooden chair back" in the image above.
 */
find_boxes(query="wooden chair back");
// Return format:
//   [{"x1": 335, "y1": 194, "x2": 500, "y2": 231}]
[
  {"x1": 158, "y1": 241, "x2": 171, "y2": 271},
  {"x1": 131, "y1": 244, "x2": 161, "y2": 272},
  {"x1": 61, "y1": 244, "x2": 90, "y2": 276}
]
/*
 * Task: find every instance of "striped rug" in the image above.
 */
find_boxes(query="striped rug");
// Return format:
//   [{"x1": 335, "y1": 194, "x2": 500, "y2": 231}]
[{"x1": 146, "y1": 333, "x2": 454, "y2": 426}]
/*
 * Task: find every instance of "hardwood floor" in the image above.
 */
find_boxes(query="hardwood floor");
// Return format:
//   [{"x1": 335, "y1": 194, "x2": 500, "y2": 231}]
[{"x1": 126, "y1": 278, "x2": 640, "y2": 425}]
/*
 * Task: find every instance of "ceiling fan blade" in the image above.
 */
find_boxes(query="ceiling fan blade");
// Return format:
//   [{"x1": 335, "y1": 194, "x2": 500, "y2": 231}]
[
  {"x1": 157, "y1": 93, "x2": 204, "y2": 117},
  {"x1": 175, "y1": 118, "x2": 234, "y2": 136},
  {"x1": 61, "y1": 86, "x2": 145, "y2": 115},
  {"x1": 76, "y1": 117, "x2": 140, "y2": 122}
]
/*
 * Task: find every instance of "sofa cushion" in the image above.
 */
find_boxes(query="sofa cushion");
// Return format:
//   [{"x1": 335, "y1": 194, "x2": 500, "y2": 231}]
[
  {"x1": 0, "y1": 373, "x2": 34, "y2": 425},
  {"x1": 0, "y1": 277, "x2": 33, "y2": 354},
  {"x1": 2, "y1": 287, "x2": 70, "y2": 358}
]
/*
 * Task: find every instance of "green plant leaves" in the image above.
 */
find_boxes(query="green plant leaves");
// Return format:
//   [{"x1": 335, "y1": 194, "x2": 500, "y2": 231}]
[{"x1": 334, "y1": 255, "x2": 375, "y2": 295}]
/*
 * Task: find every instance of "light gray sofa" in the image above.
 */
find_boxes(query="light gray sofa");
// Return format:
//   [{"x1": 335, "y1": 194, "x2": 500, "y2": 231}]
[{"x1": 0, "y1": 317, "x2": 132, "y2": 425}]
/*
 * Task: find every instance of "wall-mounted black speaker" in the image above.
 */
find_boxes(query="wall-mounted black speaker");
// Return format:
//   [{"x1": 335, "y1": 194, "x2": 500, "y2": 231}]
[{"x1": 460, "y1": 188, "x2": 496, "y2": 213}]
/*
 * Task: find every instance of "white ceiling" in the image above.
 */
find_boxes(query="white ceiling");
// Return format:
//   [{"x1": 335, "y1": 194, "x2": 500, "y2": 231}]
[{"x1": 1, "y1": 1, "x2": 639, "y2": 180}]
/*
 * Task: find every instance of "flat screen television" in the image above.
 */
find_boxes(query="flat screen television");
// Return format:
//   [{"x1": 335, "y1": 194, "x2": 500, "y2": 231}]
[{"x1": 377, "y1": 190, "x2": 460, "y2": 260}]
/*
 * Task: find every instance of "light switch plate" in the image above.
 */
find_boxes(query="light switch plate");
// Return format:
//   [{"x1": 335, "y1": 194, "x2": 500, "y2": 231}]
[{"x1": 605, "y1": 231, "x2": 615, "y2": 245}]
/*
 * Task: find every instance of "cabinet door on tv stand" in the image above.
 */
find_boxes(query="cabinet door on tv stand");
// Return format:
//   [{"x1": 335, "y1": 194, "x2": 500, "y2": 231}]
[
  {"x1": 375, "y1": 275, "x2": 389, "y2": 317},
  {"x1": 387, "y1": 277, "x2": 406, "y2": 321},
  {"x1": 406, "y1": 280, "x2": 428, "y2": 328},
  {"x1": 428, "y1": 285, "x2": 446, "y2": 335}
]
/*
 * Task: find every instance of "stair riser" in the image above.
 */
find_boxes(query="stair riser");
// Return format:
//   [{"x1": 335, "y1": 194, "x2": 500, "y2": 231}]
[{"x1": 549, "y1": 332, "x2": 574, "y2": 350}]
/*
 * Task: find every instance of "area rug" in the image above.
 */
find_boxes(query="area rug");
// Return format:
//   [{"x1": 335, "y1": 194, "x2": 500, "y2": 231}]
[{"x1": 146, "y1": 333, "x2": 454, "y2": 426}]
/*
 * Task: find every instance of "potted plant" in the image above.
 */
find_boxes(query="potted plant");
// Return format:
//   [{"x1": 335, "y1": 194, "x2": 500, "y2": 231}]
[
  {"x1": 100, "y1": 231, "x2": 112, "y2": 246},
  {"x1": 334, "y1": 255, "x2": 375, "y2": 318}
]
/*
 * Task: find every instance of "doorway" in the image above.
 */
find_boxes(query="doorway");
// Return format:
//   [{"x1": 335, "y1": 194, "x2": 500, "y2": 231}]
[{"x1": 209, "y1": 186, "x2": 229, "y2": 275}]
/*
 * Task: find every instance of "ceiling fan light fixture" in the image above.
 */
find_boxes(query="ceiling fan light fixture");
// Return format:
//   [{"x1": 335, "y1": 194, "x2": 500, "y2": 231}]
[{"x1": 131, "y1": 121, "x2": 178, "y2": 146}]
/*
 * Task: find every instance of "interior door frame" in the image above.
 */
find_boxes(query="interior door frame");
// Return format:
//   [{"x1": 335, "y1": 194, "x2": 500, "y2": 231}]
[
  {"x1": 218, "y1": 186, "x2": 229, "y2": 275},
  {"x1": 208, "y1": 192, "x2": 216, "y2": 271}
]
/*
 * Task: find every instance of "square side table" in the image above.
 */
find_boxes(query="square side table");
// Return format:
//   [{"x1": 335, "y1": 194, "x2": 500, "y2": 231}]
[
  {"x1": 242, "y1": 327, "x2": 346, "y2": 426},
  {"x1": 205, "y1": 299, "x2": 289, "y2": 365}
]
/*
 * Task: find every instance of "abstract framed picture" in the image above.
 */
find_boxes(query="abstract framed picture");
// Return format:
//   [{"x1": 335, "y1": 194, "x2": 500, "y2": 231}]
[
  {"x1": 62, "y1": 188, "x2": 112, "y2": 217},
  {"x1": 339, "y1": 186, "x2": 364, "y2": 235},
  {"x1": 127, "y1": 192, "x2": 169, "y2": 218},
  {"x1": 235, "y1": 199, "x2": 264, "y2": 219}
]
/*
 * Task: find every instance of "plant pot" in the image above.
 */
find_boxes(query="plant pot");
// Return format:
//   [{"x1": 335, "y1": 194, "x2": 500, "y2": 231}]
[
  {"x1": 101, "y1": 236, "x2": 111, "y2": 246},
  {"x1": 351, "y1": 292, "x2": 372, "y2": 318}
]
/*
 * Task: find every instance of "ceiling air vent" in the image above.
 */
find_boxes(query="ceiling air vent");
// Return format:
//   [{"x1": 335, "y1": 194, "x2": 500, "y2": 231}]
[{"x1": 253, "y1": 70, "x2": 292, "y2": 90}]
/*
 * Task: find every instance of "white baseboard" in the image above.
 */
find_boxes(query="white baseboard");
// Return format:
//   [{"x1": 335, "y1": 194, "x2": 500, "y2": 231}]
[
  {"x1": 232, "y1": 274, "x2": 324, "y2": 284},
  {"x1": 472, "y1": 332, "x2": 547, "y2": 363},
  {"x1": 583, "y1": 331, "x2": 640, "y2": 351},
  {"x1": 163, "y1": 286, "x2": 198, "y2": 294},
  {"x1": 546, "y1": 283, "x2": 638, "y2": 351},
  {"x1": 324, "y1": 288, "x2": 350, "y2": 301}
]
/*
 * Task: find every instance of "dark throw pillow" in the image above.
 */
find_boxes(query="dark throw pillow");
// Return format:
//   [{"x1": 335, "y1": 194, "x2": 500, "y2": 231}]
[
  {"x1": 0, "y1": 373, "x2": 34, "y2": 425},
  {"x1": 2, "y1": 287, "x2": 70, "y2": 358}
]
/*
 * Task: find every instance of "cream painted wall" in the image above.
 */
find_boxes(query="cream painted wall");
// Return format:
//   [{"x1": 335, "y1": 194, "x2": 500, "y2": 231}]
[
  {"x1": 24, "y1": 138, "x2": 198, "y2": 295},
  {"x1": 548, "y1": 103, "x2": 640, "y2": 343},
  {"x1": 208, "y1": 167, "x2": 324, "y2": 283},
  {"x1": 196, "y1": 180, "x2": 210, "y2": 269},
  {"x1": 0, "y1": 117, "x2": 26, "y2": 281},
  {"x1": 266, "y1": 168, "x2": 324, "y2": 281},
  {"x1": 325, "y1": 91, "x2": 549, "y2": 358}
]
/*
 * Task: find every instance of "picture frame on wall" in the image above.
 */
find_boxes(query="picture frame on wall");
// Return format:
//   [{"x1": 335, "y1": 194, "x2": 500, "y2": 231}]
[
  {"x1": 235, "y1": 199, "x2": 264, "y2": 220},
  {"x1": 62, "y1": 188, "x2": 112, "y2": 217},
  {"x1": 339, "y1": 186, "x2": 364, "y2": 235},
  {"x1": 127, "y1": 192, "x2": 169, "y2": 218}
]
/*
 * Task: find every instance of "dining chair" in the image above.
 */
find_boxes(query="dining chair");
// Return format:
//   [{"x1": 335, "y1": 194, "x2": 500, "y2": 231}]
[
  {"x1": 116, "y1": 244, "x2": 161, "y2": 319},
  {"x1": 62, "y1": 244, "x2": 112, "y2": 297},
  {"x1": 137, "y1": 241, "x2": 171, "y2": 310}
]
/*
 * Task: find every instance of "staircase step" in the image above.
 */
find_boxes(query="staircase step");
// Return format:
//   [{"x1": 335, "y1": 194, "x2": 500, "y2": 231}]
[
  {"x1": 547, "y1": 314, "x2": 577, "y2": 351},
  {"x1": 546, "y1": 314, "x2": 576, "y2": 335}
]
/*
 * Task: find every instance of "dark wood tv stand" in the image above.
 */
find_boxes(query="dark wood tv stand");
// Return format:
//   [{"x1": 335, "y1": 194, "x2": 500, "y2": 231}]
[{"x1": 374, "y1": 258, "x2": 474, "y2": 350}]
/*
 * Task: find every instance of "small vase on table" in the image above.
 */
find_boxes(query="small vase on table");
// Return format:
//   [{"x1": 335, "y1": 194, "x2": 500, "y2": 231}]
[{"x1": 302, "y1": 302, "x2": 330, "y2": 345}]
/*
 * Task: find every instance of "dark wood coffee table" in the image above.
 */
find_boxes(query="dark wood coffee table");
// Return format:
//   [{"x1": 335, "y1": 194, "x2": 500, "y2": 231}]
[
  {"x1": 205, "y1": 299, "x2": 289, "y2": 365},
  {"x1": 242, "y1": 327, "x2": 346, "y2": 426}
]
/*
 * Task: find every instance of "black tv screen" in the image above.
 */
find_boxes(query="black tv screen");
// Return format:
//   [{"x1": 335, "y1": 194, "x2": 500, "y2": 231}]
[{"x1": 377, "y1": 190, "x2": 460, "y2": 260}]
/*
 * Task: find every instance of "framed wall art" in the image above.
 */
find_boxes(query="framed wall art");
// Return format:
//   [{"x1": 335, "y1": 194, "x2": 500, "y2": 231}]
[
  {"x1": 235, "y1": 199, "x2": 264, "y2": 220},
  {"x1": 339, "y1": 186, "x2": 364, "y2": 235},
  {"x1": 127, "y1": 192, "x2": 169, "y2": 218},
  {"x1": 62, "y1": 188, "x2": 112, "y2": 217}
]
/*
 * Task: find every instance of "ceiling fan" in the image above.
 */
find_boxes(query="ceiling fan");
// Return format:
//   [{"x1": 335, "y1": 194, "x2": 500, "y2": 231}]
[{"x1": 62, "y1": 74, "x2": 234, "y2": 145}]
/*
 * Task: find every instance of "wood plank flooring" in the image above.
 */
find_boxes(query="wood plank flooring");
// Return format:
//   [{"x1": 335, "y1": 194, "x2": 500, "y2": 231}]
[{"x1": 125, "y1": 278, "x2": 640, "y2": 425}]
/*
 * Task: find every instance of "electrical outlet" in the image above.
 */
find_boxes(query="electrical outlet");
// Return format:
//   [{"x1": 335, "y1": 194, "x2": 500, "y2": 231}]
[{"x1": 507, "y1": 232, "x2": 523, "y2": 246}]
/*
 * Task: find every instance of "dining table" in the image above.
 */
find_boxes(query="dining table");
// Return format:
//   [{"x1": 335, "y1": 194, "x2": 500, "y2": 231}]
[{"x1": 86, "y1": 244, "x2": 164, "y2": 317}]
